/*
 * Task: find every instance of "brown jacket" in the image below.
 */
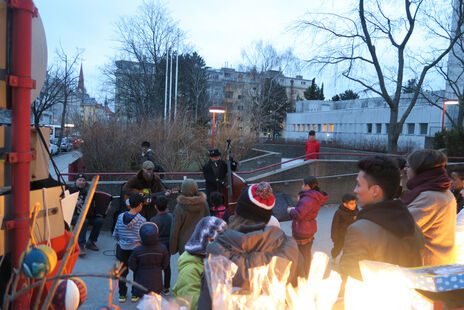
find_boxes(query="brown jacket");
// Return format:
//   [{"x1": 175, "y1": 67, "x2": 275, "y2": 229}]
[
  {"x1": 407, "y1": 190, "x2": 457, "y2": 265},
  {"x1": 170, "y1": 192, "x2": 209, "y2": 255}
]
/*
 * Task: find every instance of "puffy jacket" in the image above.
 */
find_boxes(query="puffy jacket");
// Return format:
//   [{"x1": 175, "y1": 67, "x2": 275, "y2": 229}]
[
  {"x1": 407, "y1": 190, "x2": 456, "y2": 265},
  {"x1": 170, "y1": 192, "x2": 210, "y2": 255},
  {"x1": 305, "y1": 139, "x2": 320, "y2": 160},
  {"x1": 129, "y1": 223, "x2": 170, "y2": 297},
  {"x1": 290, "y1": 190, "x2": 329, "y2": 239},
  {"x1": 340, "y1": 199, "x2": 424, "y2": 281},
  {"x1": 172, "y1": 252, "x2": 204, "y2": 310}
]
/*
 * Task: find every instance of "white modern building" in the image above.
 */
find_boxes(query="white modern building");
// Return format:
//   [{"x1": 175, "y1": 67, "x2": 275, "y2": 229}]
[{"x1": 284, "y1": 93, "x2": 458, "y2": 151}]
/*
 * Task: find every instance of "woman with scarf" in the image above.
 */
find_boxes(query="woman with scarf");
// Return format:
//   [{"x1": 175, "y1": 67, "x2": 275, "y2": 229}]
[{"x1": 403, "y1": 149, "x2": 457, "y2": 265}]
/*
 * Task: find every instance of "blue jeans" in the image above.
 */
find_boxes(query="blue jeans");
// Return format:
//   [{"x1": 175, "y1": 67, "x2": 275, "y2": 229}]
[{"x1": 72, "y1": 216, "x2": 104, "y2": 246}]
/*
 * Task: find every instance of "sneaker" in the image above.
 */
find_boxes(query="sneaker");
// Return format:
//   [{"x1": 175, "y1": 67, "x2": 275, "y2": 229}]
[
  {"x1": 119, "y1": 296, "x2": 126, "y2": 303},
  {"x1": 162, "y1": 288, "x2": 170, "y2": 296},
  {"x1": 78, "y1": 244, "x2": 86, "y2": 257},
  {"x1": 131, "y1": 296, "x2": 140, "y2": 303},
  {"x1": 85, "y1": 241, "x2": 99, "y2": 251}
]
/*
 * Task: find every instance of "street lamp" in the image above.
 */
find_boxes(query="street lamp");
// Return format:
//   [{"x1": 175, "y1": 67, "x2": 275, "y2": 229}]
[
  {"x1": 442, "y1": 99, "x2": 459, "y2": 130},
  {"x1": 209, "y1": 106, "x2": 225, "y2": 148}
]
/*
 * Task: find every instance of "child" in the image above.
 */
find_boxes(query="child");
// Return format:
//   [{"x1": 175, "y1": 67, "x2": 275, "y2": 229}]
[
  {"x1": 129, "y1": 222, "x2": 170, "y2": 299},
  {"x1": 172, "y1": 216, "x2": 227, "y2": 310},
  {"x1": 330, "y1": 193, "x2": 358, "y2": 260},
  {"x1": 287, "y1": 176, "x2": 329, "y2": 277},
  {"x1": 113, "y1": 193, "x2": 147, "y2": 303},
  {"x1": 150, "y1": 195, "x2": 173, "y2": 295},
  {"x1": 209, "y1": 191, "x2": 226, "y2": 220}
]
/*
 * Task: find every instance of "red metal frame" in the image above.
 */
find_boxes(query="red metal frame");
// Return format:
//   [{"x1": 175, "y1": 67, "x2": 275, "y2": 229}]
[{"x1": 9, "y1": 0, "x2": 36, "y2": 308}]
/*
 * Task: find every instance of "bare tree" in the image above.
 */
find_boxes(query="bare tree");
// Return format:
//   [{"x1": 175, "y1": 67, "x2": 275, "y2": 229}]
[
  {"x1": 107, "y1": 0, "x2": 185, "y2": 118},
  {"x1": 240, "y1": 41, "x2": 301, "y2": 136},
  {"x1": 31, "y1": 67, "x2": 64, "y2": 126},
  {"x1": 56, "y1": 47, "x2": 82, "y2": 149},
  {"x1": 300, "y1": 0, "x2": 464, "y2": 153}
]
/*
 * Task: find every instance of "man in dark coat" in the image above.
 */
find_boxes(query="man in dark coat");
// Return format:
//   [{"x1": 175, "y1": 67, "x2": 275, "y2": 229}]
[
  {"x1": 202, "y1": 148, "x2": 228, "y2": 203},
  {"x1": 339, "y1": 156, "x2": 425, "y2": 281},
  {"x1": 123, "y1": 161, "x2": 169, "y2": 220},
  {"x1": 70, "y1": 173, "x2": 104, "y2": 256},
  {"x1": 141, "y1": 141, "x2": 165, "y2": 179}
]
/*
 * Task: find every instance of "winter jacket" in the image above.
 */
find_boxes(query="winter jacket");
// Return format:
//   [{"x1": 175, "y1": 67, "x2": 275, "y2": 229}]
[
  {"x1": 330, "y1": 204, "x2": 359, "y2": 258},
  {"x1": 339, "y1": 199, "x2": 424, "y2": 281},
  {"x1": 202, "y1": 159, "x2": 228, "y2": 194},
  {"x1": 172, "y1": 252, "x2": 204, "y2": 310},
  {"x1": 407, "y1": 190, "x2": 457, "y2": 265},
  {"x1": 122, "y1": 170, "x2": 166, "y2": 220},
  {"x1": 170, "y1": 192, "x2": 210, "y2": 255},
  {"x1": 305, "y1": 139, "x2": 320, "y2": 160},
  {"x1": 290, "y1": 190, "x2": 329, "y2": 239},
  {"x1": 129, "y1": 223, "x2": 170, "y2": 297},
  {"x1": 112, "y1": 212, "x2": 146, "y2": 250},
  {"x1": 150, "y1": 212, "x2": 173, "y2": 249},
  {"x1": 197, "y1": 224, "x2": 301, "y2": 309}
]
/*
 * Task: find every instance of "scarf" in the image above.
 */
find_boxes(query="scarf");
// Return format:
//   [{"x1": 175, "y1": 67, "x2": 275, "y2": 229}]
[{"x1": 402, "y1": 166, "x2": 451, "y2": 205}]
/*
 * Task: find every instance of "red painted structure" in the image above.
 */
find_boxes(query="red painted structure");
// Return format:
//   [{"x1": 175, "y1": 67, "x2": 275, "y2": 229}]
[{"x1": 9, "y1": 1, "x2": 36, "y2": 309}]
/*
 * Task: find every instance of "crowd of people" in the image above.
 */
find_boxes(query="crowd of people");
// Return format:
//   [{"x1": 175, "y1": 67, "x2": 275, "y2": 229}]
[{"x1": 72, "y1": 143, "x2": 464, "y2": 309}]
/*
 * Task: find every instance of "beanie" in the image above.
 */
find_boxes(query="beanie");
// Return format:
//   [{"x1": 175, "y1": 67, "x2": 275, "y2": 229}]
[
  {"x1": 235, "y1": 182, "x2": 275, "y2": 223},
  {"x1": 185, "y1": 216, "x2": 227, "y2": 256},
  {"x1": 181, "y1": 178, "x2": 198, "y2": 196}
]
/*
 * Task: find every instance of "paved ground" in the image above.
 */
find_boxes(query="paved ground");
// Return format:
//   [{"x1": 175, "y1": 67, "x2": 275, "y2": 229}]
[
  {"x1": 72, "y1": 205, "x2": 338, "y2": 309},
  {"x1": 49, "y1": 150, "x2": 82, "y2": 180}
]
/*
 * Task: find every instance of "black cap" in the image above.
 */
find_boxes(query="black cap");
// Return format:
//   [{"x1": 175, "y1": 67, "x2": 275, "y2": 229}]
[
  {"x1": 209, "y1": 148, "x2": 221, "y2": 157},
  {"x1": 75, "y1": 173, "x2": 87, "y2": 181}
]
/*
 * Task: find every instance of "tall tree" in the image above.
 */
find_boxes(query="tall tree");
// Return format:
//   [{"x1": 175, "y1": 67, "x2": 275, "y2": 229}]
[
  {"x1": 304, "y1": 78, "x2": 325, "y2": 100},
  {"x1": 107, "y1": 0, "x2": 184, "y2": 119},
  {"x1": 261, "y1": 79, "x2": 291, "y2": 140},
  {"x1": 403, "y1": 79, "x2": 419, "y2": 94},
  {"x1": 31, "y1": 68, "x2": 64, "y2": 126},
  {"x1": 300, "y1": 0, "x2": 464, "y2": 152}
]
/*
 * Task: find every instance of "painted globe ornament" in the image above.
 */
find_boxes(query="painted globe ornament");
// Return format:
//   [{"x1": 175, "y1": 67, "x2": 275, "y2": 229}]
[
  {"x1": 21, "y1": 245, "x2": 57, "y2": 279},
  {"x1": 70, "y1": 277, "x2": 87, "y2": 307},
  {"x1": 51, "y1": 279, "x2": 80, "y2": 310}
]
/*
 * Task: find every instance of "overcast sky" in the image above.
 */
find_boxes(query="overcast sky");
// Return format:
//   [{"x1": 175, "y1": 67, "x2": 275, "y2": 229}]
[{"x1": 33, "y1": 0, "x2": 449, "y2": 101}]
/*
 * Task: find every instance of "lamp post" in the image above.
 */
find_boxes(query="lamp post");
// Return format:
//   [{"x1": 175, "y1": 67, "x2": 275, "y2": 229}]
[
  {"x1": 209, "y1": 106, "x2": 225, "y2": 148},
  {"x1": 442, "y1": 99, "x2": 459, "y2": 130}
]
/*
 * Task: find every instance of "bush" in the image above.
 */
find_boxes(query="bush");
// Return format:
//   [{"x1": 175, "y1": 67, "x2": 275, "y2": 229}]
[
  {"x1": 433, "y1": 128, "x2": 464, "y2": 159},
  {"x1": 77, "y1": 114, "x2": 257, "y2": 179}
]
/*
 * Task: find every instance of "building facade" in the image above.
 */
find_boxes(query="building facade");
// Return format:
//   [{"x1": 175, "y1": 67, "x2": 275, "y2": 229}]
[{"x1": 284, "y1": 93, "x2": 459, "y2": 151}]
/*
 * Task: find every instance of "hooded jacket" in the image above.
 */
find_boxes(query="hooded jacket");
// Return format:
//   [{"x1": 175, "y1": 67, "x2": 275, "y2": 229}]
[
  {"x1": 172, "y1": 252, "x2": 204, "y2": 310},
  {"x1": 290, "y1": 190, "x2": 329, "y2": 238},
  {"x1": 112, "y1": 212, "x2": 146, "y2": 250},
  {"x1": 170, "y1": 192, "x2": 210, "y2": 255},
  {"x1": 129, "y1": 223, "x2": 170, "y2": 296},
  {"x1": 197, "y1": 224, "x2": 302, "y2": 310},
  {"x1": 339, "y1": 199, "x2": 424, "y2": 280}
]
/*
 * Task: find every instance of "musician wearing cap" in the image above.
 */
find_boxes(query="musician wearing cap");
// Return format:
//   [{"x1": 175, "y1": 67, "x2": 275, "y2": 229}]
[
  {"x1": 122, "y1": 161, "x2": 170, "y2": 220},
  {"x1": 202, "y1": 148, "x2": 228, "y2": 203},
  {"x1": 70, "y1": 173, "x2": 104, "y2": 256}
]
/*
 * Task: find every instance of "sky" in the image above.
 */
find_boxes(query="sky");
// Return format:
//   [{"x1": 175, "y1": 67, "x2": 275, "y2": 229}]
[{"x1": 33, "y1": 0, "x2": 450, "y2": 102}]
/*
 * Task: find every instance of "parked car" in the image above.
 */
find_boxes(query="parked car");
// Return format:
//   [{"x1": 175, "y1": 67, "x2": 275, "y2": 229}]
[
  {"x1": 49, "y1": 143, "x2": 59, "y2": 155},
  {"x1": 60, "y1": 138, "x2": 73, "y2": 152}
]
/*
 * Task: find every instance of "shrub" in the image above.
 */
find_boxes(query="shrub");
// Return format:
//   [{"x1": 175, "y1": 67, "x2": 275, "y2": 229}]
[{"x1": 433, "y1": 128, "x2": 464, "y2": 159}]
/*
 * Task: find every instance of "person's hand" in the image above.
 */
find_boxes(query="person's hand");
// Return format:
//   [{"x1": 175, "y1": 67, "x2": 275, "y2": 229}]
[{"x1": 164, "y1": 190, "x2": 171, "y2": 197}]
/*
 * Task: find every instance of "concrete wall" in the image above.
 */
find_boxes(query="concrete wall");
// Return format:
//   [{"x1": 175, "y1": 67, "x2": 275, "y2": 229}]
[{"x1": 239, "y1": 148, "x2": 282, "y2": 178}]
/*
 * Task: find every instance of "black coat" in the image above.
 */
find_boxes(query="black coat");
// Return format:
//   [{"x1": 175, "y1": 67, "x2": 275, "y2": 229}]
[
  {"x1": 202, "y1": 159, "x2": 228, "y2": 194},
  {"x1": 330, "y1": 204, "x2": 358, "y2": 258},
  {"x1": 69, "y1": 184, "x2": 102, "y2": 219},
  {"x1": 129, "y1": 223, "x2": 170, "y2": 296}
]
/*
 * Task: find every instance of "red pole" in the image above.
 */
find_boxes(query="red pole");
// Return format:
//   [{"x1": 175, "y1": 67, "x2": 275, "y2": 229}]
[
  {"x1": 211, "y1": 112, "x2": 216, "y2": 148},
  {"x1": 10, "y1": 1, "x2": 35, "y2": 309},
  {"x1": 442, "y1": 101, "x2": 446, "y2": 130}
]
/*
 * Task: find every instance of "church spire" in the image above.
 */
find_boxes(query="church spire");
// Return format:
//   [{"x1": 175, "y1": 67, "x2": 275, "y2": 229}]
[{"x1": 78, "y1": 63, "x2": 85, "y2": 93}]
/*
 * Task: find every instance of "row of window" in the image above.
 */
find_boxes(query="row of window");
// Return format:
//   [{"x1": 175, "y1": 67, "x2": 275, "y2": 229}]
[{"x1": 291, "y1": 122, "x2": 429, "y2": 135}]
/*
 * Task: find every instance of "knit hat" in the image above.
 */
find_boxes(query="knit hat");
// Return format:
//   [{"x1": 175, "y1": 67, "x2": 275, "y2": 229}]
[
  {"x1": 184, "y1": 216, "x2": 227, "y2": 256},
  {"x1": 75, "y1": 173, "x2": 86, "y2": 181},
  {"x1": 142, "y1": 160, "x2": 155, "y2": 170},
  {"x1": 235, "y1": 182, "x2": 275, "y2": 223},
  {"x1": 181, "y1": 178, "x2": 198, "y2": 196},
  {"x1": 129, "y1": 193, "x2": 144, "y2": 208}
]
